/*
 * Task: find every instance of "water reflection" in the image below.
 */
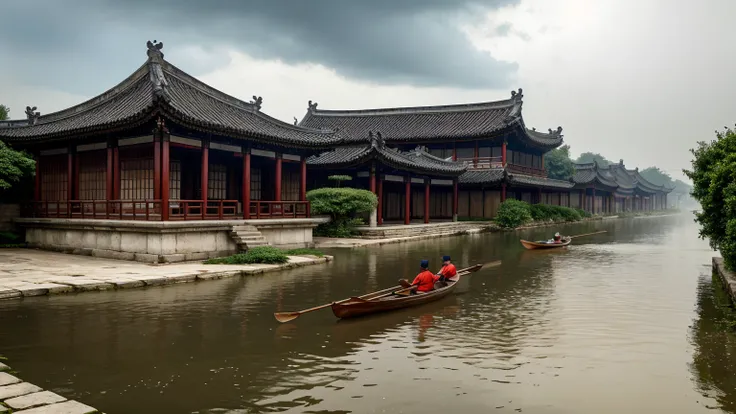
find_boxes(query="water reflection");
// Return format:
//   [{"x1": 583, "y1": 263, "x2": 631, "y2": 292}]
[{"x1": 0, "y1": 214, "x2": 732, "y2": 413}]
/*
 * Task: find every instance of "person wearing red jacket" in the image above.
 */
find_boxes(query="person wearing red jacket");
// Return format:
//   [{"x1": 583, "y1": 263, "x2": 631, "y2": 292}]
[
  {"x1": 411, "y1": 260, "x2": 438, "y2": 293},
  {"x1": 436, "y1": 255, "x2": 458, "y2": 282}
]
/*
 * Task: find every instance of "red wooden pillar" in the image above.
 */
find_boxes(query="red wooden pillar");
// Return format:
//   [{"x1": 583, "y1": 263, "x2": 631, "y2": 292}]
[
  {"x1": 452, "y1": 178, "x2": 458, "y2": 221},
  {"x1": 424, "y1": 179, "x2": 430, "y2": 224},
  {"x1": 73, "y1": 150, "x2": 80, "y2": 200},
  {"x1": 538, "y1": 188, "x2": 542, "y2": 204},
  {"x1": 404, "y1": 176, "x2": 411, "y2": 225},
  {"x1": 473, "y1": 141, "x2": 479, "y2": 166},
  {"x1": 501, "y1": 141, "x2": 507, "y2": 166},
  {"x1": 243, "y1": 149, "x2": 251, "y2": 219},
  {"x1": 275, "y1": 154, "x2": 282, "y2": 202},
  {"x1": 161, "y1": 136, "x2": 170, "y2": 221},
  {"x1": 377, "y1": 175, "x2": 383, "y2": 226},
  {"x1": 592, "y1": 187, "x2": 596, "y2": 214},
  {"x1": 106, "y1": 146, "x2": 113, "y2": 213},
  {"x1": 501, "y1": 183, "x2": 507, "y2": 202},
  {"x1": 67, "y1": 150, "x2": 73, "y2": 202},
  {"x1": 201, "y1": 141, "x2": 209, "y2": 214},
  {"x1": 300, "y1": 156, "x2": 307, "y2": 201},
  {"x1": 113, "y1": 146, "x2": 120, "y2": 200},
  {"x1": 582, "y1": 190, "x2": 586, "y2": 213},
  {"x1": 452, "y1": 142, "x2": 457, "y2": 161},
  {"x1": 34, "y1": 155, "x2": 41, "y2": 202},
  {"x1": 153, "y1": 135, "x2": 161, "y2": 200},
  {"x1": 369, "y1": 164, "x2": 376, "y2": 194}
]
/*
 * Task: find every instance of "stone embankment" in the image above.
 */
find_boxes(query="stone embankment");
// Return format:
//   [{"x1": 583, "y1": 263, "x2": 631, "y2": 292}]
[
  {"x1": 0, "y1": 248, "x2": 332, "y2": 301},
  {"x1": 0, "y1": 361, "x2": 98, "y2": 413},
  {"x1": 713, "y1": 257, "x2": 736, "y2": 303}
]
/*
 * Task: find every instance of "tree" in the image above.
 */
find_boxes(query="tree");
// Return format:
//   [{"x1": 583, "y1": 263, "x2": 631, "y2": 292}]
[
  {"x1": 684, "y1": 126, "x2": 736, "y2": 270},
  {"x1": 0, "y1": 105, "x2": 9, "y2": 121},
  {"x1": 639, "y1": 166, "x2": 673, "y2": 187},
  {"x1": 544, "y1": 144, "x2": 575, "y2": 180},
  {"x1": 576, "y1": 152, "x2": 613, "y2": 166},
  {"x1": 0, "y1": 140, "x2": 36, "y2": 190}
]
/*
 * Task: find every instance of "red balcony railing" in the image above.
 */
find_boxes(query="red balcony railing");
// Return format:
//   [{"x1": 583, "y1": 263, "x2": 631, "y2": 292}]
[
  {"x1": 250, "y1": 201, "x2": 310, "y2": 219},
  {"x1": 506, "y1": 163, "x2": 547, "y2": 177},
  {"x1": 23, "y1": 200, "x2": 311, "y2": 220},
  {"x1": 456, "y1": 156, "x2": 503, "y2": 169}
]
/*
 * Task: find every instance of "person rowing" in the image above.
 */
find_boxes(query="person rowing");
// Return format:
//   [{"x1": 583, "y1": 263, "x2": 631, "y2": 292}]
[
  {"x1": 411, "y1": 260, "x2": 439, "y2": 293},
  {"x1": 545, "y1": 232, "x2": 563, "y2": 244},
  {"x1": 436, "y1": 255, "x2": 458, "y2": 283}
]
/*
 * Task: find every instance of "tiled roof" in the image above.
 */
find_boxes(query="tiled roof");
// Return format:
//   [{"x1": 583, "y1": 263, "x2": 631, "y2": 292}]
[
  {"x1": 307, "y1": 133, "x2": 466, "y2": 177},
  {"x1": 508, "y1": 173, "x2": 574, "y2": 189},
  {"x1": 0, "y1": 41, "x2": 344, "y2": 148},
  {"x1": 458, "y1": 169, "x2": 506, "y2": 184},
  {"x1": 572, "y1": 162, "x2": 619, "y2": 189},
  {"x1": 458, "y1": 167, "x2": 573, "y2": 189},
  {"x1": 625, "y1": 168, "x2": 672, "y2": 193},
  {"x1": 298, "y1": 89, "x2": 564, "y2": 150},
  {"x1": 572, "y1": 160, "x2": 673, "y2": 194}
]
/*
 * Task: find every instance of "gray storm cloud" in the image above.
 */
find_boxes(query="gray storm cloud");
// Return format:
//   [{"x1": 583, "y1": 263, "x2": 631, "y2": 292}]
[{"x1": 0, "y1": 0, "x2": 519, "y2": 95}]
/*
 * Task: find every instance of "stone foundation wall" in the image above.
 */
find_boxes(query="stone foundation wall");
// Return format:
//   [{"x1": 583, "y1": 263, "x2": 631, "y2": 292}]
[
  {"x1": 0, "y1": 203, "x2": 20, "y2": 232},
  {"x1": 16, "y1": 218, "x2": 328, "y2": 263},
  {"x1": 713, "y1": 257, "x2": 736, "y2": 303}
]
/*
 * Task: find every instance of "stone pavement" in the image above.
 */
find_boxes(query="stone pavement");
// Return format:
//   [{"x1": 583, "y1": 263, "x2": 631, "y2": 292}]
[
  {"x1": 0, "y1": 363, "x2": 98, "y2": 413},
  {"x1": 0, "y1": 248, "x2": 332, "y2": 301}
]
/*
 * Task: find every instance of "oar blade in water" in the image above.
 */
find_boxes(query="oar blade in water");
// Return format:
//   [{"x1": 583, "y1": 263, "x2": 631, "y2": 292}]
[{"x1": 273, "y1": 312, "x2": 301, "y2": 323}]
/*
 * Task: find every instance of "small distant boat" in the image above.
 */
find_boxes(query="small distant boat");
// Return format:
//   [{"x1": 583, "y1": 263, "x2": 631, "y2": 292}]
[{"x1": 519, "y1": 238, "x2": 571, "y2": 250}]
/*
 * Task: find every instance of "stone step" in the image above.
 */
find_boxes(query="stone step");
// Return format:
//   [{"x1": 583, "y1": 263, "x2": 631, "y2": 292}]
[
  {"x1": 232, "y1": 237, "x2": 267, "y2": 244},
  {"x1": 232, "y1": 225, "x2": 259, "y2": 232},
  {"x1": 229, "y1": 231, "x2": 263, "y2": 237}
]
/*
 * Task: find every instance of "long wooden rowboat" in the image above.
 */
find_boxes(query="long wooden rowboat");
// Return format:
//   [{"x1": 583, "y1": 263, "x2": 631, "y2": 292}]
[
  {"x1": 331, "y1": 264, "x2": 483, "y2": 319},
  {"x1": 519, "y1": 238, "x2": 571, "y2": 250}
]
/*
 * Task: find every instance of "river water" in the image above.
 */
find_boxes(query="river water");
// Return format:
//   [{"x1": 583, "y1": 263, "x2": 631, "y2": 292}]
[{"x1": 2, "y1": 214, "x2": 736, "y2": 414}]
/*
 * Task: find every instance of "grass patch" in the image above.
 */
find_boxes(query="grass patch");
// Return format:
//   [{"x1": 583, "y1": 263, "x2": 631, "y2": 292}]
[
  {"x1": 283, "y1": 248, "x2": 325, "y2": 257},
  {"x1": 204, "y1": 246, "x2": 289, "y2": 265}
]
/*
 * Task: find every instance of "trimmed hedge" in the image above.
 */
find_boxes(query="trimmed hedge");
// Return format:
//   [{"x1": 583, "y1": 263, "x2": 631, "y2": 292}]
[
  {"x1": 204, "y1": 246, "x2": 289, "y2": 265},
  {"x1": 496, "y1": 200, "x2": 590, "y2": 228},
  {"x1": 283, "y1": 248, "x2": 325, "y2": 257},
  {"x1": 307, "y1": 187, "x2": 378, "y2": 238}
]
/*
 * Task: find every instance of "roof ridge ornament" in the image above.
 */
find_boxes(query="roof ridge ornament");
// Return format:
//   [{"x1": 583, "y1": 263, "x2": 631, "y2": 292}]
[
  {"x1": 548, "y1": 126, "x2": 563, "y2": 136},
  {"x1": 146, "y1": 40, "x2": 168, "y2": 99},
  {"x1": 308, "y1": 100, "x2": 318, "y2": 112},
  {"x1": 369, "y1": 131, "x2": 386, "y2": 149},
  {"x1": 414, "y1": 145, "x2": 427, "y2": 155},
  {"x1": 293, "y1": 117, "x2": 298, "y2": 125},
  {"x1": 25, "y1": 106, "x2": 40, "y2": 125},
  {"x1": 510, "y1": 88, "x2": 523, "y2": 100},
  {"x1": 250, "y1": 96, "x2": 263, "y2": 111}
]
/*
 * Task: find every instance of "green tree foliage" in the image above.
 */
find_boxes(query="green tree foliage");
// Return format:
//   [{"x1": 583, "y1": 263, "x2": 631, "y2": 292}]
[
  {"x1": 639, "y1": 166, "x2": 674, "y2": 186},
  {"x1": 684, "y1": 126, "x2": 736, "y2": 270},
  {"x1": 544, "y1": 144, "x2": 575, "y2": 180},
  {"x1": 0, "y1": 105, "x2": 9, "y2": 121},
  {"x1": 327, "y1": 175, "x2": 352, "y2": 188},
  {"x1": 576, "y1": 152, "x2": 613, "y2": 166},
  {"x1": 307, "y1": 187, "x2": 378, "y2": 237},
  {"x1": 0, "y1": 140, "x2": 36, "y2": 190},
  {"x1": 495, "y1": 199, "x2": 533, "y2": 228}
]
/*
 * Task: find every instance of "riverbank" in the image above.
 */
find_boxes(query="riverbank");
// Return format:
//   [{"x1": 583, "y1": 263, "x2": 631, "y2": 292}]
[
  {"x1": 0, "y1": 248, "x2": 332, "y2": 301},
  {"x1": 315, "y1": 210, "x2": 679, "y2": 249},
  {"x1": 713, "y1": 257, "x2": 736, "y2": 304},
  {"x1": 0, "y1": 360, "x2": 98, "y2": 413}
]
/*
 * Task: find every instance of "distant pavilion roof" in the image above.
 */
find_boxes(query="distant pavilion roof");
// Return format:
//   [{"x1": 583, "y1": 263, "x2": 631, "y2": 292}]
[
  {"x1": 458, "y1": 167, "x2": 574, "y2": 189},
  {"x1": 0, "y1": 41, "x2": 345, "y2": 149},
  {"x1": 298, "y1": 89, "x2": 564, "y2": 151},
  {"x1": 308, "y1": 132, "x2": 466, "y2": 177},
  {"x1": 572, "y1": 160, "x2": 674, "y2": 195}
]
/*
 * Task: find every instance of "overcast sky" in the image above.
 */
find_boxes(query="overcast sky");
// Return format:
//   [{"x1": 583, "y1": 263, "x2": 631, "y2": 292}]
[{"x1": 3, "y1": 0, "x2": 734, "y2": 182}]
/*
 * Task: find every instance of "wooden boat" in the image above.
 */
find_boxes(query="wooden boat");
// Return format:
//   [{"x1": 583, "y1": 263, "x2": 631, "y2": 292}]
[
  {"x1": 330, "y1": 264, "x2": 482, "y2": 319},
  {"x1": 520, "y1": 238, "x2": 571, "y2": 250}
]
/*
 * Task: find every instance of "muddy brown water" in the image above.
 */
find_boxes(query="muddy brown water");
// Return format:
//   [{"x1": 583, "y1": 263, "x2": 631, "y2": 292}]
[{"x1": 1, "y1": 214, "x2": 736, "y2": 413}]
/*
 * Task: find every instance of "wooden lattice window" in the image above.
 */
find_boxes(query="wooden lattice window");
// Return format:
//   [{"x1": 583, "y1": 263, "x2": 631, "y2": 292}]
[
  {"x1": 170, "y1": 160, "x2": 181, "y2": 200},
  {"x1": 40, "y1": 155, "x2": 68, "y2": 202},
  {"x1": 208, "y1": 163, "x2": 227, "y2": 200},
  {"x1": 78, "y1": 151, "x2": 107, "y2": 200},
  {"x1": 120, "y1": 156, "x2": 153, "y2": 200},
  {"x1": 251, "y1": 167, "x2": 262, "y2": 200},
  {"x1": 281, "y1": 169, "x2": 300, "y2": 201}
]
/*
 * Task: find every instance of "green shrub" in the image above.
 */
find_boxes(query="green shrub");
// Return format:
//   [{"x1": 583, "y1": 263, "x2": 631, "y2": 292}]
[
  {"x1": 283, "y1": 248, "x2": 324, "y2": 257},
  {"x1": 308, "y1": 188, "x2": 378, "y2": 238},
  {"x1": 575, "y1": 208, "x2": 591, "y2": 218},
  {"x1": 204, "y1": 246, "x2": 289, "y2": 265},
  {"x1": 495, "y1": 199, "x2": 533, "y2": 228},
  {"x1": 529, "y1": 203, "x2": 581, "y2": 222}
]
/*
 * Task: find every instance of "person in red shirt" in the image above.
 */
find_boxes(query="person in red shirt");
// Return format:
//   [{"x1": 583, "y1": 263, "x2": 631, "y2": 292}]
[
  {"x1": 411, "y1": 260, "x2": 438, "y2": 293},
  {"x1": 436, "y1": 255, "x2": 458, "y2": 283}
]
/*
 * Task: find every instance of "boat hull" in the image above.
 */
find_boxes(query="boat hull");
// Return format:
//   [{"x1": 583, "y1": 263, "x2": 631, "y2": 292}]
[
  {"x1": 520, "y1": 238, "x2": 571, "y2": 250},
  {"x1": 331, "y1": 282, "x2": 458, "y2": 319}
]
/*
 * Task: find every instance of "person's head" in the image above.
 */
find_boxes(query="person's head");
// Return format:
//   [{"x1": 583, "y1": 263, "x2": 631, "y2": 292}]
[
  {"x1": 442, "y1": 255, "x2": 451, "y2": 265},
  {"x1": 420, "y1": 260, "x2": 429, "y2": 270},
  {"x1": 554, "y1": 232, "x2": 560, "y2": 238}
]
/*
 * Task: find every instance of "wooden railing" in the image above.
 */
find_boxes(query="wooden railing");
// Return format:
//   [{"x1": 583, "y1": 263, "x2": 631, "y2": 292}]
[
  {"x1": 250, "y1": 201, "x2": 310, "y2": 219},
  {"x1": 506, "y1": 163, "x2": 547, "y2": 176},
  {"x1": 456, "y1": 156, "x2": 503, "y2": 169},
  {"x1": 23, "y1": 200, "x2": 311, "y2": 220},
  {"x1": 24, "y1": 200, "x2": 163, "y2": 220},
  {"x1": 168, "y1": 200, "x2": 239, "y2": 220}
]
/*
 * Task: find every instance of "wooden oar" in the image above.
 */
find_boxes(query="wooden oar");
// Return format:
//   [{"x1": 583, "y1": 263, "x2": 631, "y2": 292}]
[
  {"x1": 568, "y1": 230, "x2": 607, "y2": 239},
  {"x1": 273, "y1": 284, "x2": 402, "y2": 323},
  {"x1": 370, "y1": 261, "x2": 502, "y2": 299}
]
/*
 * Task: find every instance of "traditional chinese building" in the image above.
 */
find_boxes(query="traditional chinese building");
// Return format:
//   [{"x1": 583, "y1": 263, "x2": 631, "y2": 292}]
[
  {"x1": 0, "y1": 41, "x2": 342, "y2": 262},
  {"x1": 300, "y1": 91, "x2": 574, "y2": 220}
]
